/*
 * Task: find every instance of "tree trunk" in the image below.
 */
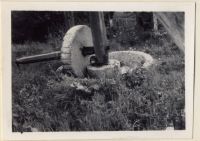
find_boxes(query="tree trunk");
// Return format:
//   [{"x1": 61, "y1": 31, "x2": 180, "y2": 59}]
[{"x1": 64, "y1": 12, "x2": 75, "y2": 30}]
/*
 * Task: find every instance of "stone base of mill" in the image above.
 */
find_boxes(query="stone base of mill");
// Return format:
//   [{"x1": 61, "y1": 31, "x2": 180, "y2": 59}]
[{"x1": 86, "y1": 59, "x2": 120, "y2": 79}]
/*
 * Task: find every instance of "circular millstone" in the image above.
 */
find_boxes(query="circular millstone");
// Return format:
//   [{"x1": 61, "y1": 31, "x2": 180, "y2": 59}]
[
  {"x1": 61, "y1": 25, "x2": 93, "y2": 77},
  {"x1": 109, "y1": 51, "x2": 154, "y2": 69},
  {"x1": 87, "y1": 51, "x2": 154, "y2": 78},
  {"x1": 87, "y1": 59, "x2": 120, "y2": 78}
]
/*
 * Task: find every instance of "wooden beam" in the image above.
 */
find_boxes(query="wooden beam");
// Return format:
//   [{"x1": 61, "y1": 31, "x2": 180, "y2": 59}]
[
  {"x1": 89, "y1": 12, "x2": 108, "y2": 65},
  {"x1": 15, "y1": 51, "x2": 61, "y2": 64},
  {"x1": 154, "y1": 12, "x2": 184, "y2": 52}
]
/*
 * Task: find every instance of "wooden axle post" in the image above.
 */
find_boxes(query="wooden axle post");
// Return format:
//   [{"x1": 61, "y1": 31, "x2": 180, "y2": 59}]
[
  {"x1": 89, "y1": 12, "x2": 109, "y2": 65},
  {"x1": 15, "y1": 51, "x2": 61, "y2": 65}
]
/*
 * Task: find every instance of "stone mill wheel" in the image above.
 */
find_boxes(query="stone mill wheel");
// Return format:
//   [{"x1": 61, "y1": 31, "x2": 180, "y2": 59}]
[{"x1": 61, "y1": 25, "x2": 94, "y2": 77}]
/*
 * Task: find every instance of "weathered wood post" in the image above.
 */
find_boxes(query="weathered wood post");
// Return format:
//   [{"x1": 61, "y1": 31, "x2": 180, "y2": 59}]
[
  {"x1": 89, "y1": 12, "x2": 109, "y2": 65},
  {"x1": 154, "y1": 13, "x2": 184, "y2": 52},
  {"x1": 153, "y1": 13, "x2": 158, "y2": 31}
]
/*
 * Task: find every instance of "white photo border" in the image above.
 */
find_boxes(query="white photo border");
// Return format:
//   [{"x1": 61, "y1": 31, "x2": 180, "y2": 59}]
[{"x1": 1, "y1": 1, "x2": 195, "y2": 140}]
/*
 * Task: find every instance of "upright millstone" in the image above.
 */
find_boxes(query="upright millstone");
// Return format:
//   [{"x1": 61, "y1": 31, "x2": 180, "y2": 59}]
[{"x1": 61, "y1": 25, "x2": 94, "y2": 77}]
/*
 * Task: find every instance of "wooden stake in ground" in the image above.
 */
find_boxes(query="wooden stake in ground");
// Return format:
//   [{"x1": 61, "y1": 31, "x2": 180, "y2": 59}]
[
  {"x1": 89, "y1": 12, "x2": 109, "y2": 65},
  {"x1": 153, "y1": 13, "x2": 158, "y2": 31}
]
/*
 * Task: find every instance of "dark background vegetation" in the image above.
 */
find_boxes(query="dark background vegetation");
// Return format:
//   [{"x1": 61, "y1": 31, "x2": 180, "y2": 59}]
[
  {"x1": 12, "y1": 11, "x2": 89, "y2": 43},
  {"x1": 12, "y1": 11, "x2": 185, "y2": 132}
]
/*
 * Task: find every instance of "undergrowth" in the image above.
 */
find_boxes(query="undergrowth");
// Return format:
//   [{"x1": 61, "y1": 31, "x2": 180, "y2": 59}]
[{"x1": 12, "y1": 30, "x2": 185, "y2": 132}]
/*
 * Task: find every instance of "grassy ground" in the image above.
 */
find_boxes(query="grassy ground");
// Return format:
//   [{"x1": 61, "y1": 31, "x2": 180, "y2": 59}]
[{"x1": 12, "y1": 30, "x2": 185, "y2": 132}]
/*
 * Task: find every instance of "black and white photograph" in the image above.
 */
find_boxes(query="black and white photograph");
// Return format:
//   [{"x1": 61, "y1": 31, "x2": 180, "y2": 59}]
[
  {"x1": 11, "y1": 11, "x2": 186, "y2": 131},
  {"x1": 1, "y1": 1, "x2": 196, "y2": 140}
]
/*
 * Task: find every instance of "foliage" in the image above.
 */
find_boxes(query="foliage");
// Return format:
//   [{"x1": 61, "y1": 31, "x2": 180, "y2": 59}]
[
  {"x1": 12, "y1": 27, "x2": 185, "y2": 132},
  {"x1": 12, "y1": 11, "x2": 68, "y2": 43},
  {"x1": 11, "y1": 11, "x2": 113, "y2": 44}
]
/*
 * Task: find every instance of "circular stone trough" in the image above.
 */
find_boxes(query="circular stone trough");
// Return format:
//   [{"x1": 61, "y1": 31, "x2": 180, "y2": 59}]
[
  {"x1": 87, "y1": 50, "x2": 154, "y2": 78},
  {"x1": 109, "y1": 51, "x2": 154, "y2": 69}
]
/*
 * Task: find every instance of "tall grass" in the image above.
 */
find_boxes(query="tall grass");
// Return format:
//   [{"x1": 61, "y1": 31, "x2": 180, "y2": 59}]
[{"x1": 12, "y1": 30, "x2": 185, "y2": 132}]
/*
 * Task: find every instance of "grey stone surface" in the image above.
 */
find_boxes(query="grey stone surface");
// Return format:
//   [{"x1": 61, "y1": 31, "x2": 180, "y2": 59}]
[
  {"x1": 61, "y1": 25, "x2": 93, "y2": 77},
  {"x1": 87, "y1": 59, "x2": 120, "y2": 78}
]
